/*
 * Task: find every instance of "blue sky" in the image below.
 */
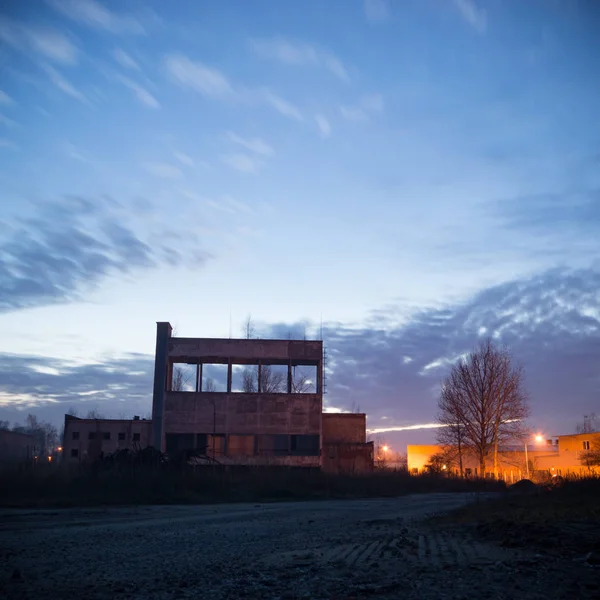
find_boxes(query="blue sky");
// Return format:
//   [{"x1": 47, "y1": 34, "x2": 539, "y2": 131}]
[{"x1": 0, "y1": 0, "x2": 599, "y2": 450}]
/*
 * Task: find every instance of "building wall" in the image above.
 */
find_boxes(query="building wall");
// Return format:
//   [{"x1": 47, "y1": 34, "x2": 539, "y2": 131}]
[
  {"x1": 0, "y1": 430, "x2": 35, "y2": 462},
  {"x1": 322, "y1": 413, "x2": 366, "y2": 444},
  {"x1": 152, "y1": 322, "x2": 324, "y2": 466},
  {"x1": 63, "y1": 416, "x2": 153, "y2": 462},
  {"x1": 408, "y1": 434, "x2": 600, "y2": 479}
]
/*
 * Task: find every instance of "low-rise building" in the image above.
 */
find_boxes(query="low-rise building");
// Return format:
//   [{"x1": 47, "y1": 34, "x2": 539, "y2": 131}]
[
  {"x1": 322, "y1": 413, "x2": 374, "y2": 474},
  {"x1": 0, "y1": 429, "x2": 36, "y2": 463},
  {"x1": 63, "y1": 415, "x2": 152, "y2": 462},
  {"x1": 407, "y1": 431, "x2": 600, "y2": 480}
]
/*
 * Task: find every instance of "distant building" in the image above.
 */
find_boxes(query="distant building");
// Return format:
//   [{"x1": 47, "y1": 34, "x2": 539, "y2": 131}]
[
  {"x1": 407, "y1": 431, "x2": 600, "y2": 480},
  {"x1": 63, "y1": 415, "x2": 152, "y2": 462},
  {"x1": 62, "y1": 321, "x2": 374, "y2": 472},
  {"x1": 0, "y1": 429, "x2": 35, "y2": 462}
]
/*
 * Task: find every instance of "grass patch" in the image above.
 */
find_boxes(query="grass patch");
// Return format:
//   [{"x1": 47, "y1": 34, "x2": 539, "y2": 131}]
[
  {"x1": 0, "y1": 464, "x2": 505, "y2": 508},
  {"x1": 430, "y1": 477, "x2": 600, "y2": 557}
]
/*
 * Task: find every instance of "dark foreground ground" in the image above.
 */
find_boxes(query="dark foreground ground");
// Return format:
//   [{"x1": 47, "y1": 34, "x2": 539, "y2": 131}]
[{"x1": 1, "y1": 490, "x2": 599, "y2": 600}]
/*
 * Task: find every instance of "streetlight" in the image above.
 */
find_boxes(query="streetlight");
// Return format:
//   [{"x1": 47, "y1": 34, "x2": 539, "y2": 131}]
[{"x1": 524, "y1": 434, "x2": 543, "y2": 479}]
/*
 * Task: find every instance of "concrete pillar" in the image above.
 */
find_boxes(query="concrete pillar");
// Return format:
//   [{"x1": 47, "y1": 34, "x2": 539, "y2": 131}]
[
  {"x1": 287, "y1": 361, "x2": 292, "y2": 393},
  {"x1": 152, "y1": 322, "x2": 172, "y2": 452},
  {"x1": 227, "y1": 358, "x2": 232, "y2": 393},
  {"x1": 257, "y1": 362, "x2": 262, "y2": 393}
]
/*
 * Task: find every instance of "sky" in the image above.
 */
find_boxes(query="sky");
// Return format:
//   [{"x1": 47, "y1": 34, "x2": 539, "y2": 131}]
[{"x1": 0, "y1": 0, "x2": 599, "y2": 452}]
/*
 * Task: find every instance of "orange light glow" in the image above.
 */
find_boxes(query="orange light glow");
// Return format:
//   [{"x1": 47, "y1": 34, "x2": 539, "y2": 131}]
[
  {"x1": 48, "y1": 456, "x2": 52, "y2": 462},
  {"x1": 57, "y1": 447, "x2": 63, "y2": 452},
  {"x1": 382, "y1": 445, "x2": 389, "y2": 453},
  {"x1": 534, "y1": 435, "x2": 544, "y2": 443}
]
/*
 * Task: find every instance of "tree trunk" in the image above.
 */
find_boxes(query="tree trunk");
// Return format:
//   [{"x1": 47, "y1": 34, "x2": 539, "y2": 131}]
[
  {"x1": 457, "y1": 433, "x2": 464, "y2": 478},
  {"x1": 479, "y1": 455, "x2": 486, "y2": 478}
]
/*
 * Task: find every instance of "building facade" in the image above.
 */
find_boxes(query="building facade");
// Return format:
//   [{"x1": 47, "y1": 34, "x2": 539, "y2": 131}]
[
  {"x1": 322, "y1": 413, "x2": 374, "y2": 474},
  {"x1": 152, "y1": 322, "x2": 324, "y2": 467},
  {"x1": 63, "y1": 415, "x2": 152, "y2": 462},
  {"x1": 0, "y1": 429, "x2": 36, "y2": 463},
  {"x1": 408, "y1": 431, "x2": 600, "y2": 480}
]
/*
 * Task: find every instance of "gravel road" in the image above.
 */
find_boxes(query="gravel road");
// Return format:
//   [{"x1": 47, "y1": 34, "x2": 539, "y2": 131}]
[{"x1": 1, "y1": 493, "x2": 597, "y2": 599}]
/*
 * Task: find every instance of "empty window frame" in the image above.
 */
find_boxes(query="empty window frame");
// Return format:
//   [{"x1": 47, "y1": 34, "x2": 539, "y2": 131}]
[
  {"x1": 88, "y1": 432, "x2": 97, "y2": 440},
  {"x1": 132, "y1": 433, "x2": 140, "y2": 442},
  {"x1": 71, "y1": 449, "x2": 79, "y2": 458},
  {"x1": 72, "y1": 431, "x2": 79, "y2": 440},
  {"x1": 118, "y1": 432, "x2": 125, "y2": 441},
  {"x1": 290, "y1": 434, "x2": 320, "y2": 456},
  {"x1": 260, "y1": 364, "x2": 288, "y2": 393},
  {"x1": 165, "y1": 433, "x2": 195, "y2": 454},
  {"x1": 102, "y1": 432, "x2": 110, "y2": 440},
  {"x1": 171, "y1": 363, "x2": 198, "y2": 392},
  {"x1": 231, "y1": 364, "x2": 257, "y2": 393},
  {"x1": 291, "y1": 365, "x2": 317, "y2": 393},
  {"x1": 583, "y1": 441, "x2": 590, "y2": 450},
  {"x1": 201, "y1": 364, "x2": 228, "y2": 392}
]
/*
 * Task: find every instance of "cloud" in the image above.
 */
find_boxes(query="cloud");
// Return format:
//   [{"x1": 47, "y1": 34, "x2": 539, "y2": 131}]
[
  {"x1": 165, "y1": 54, "x2": 234, "y2": 98},
  {"x1": 0, "y1": 351, "x2": 154, "y2": 417},
  {"x1": 117, "y1": 75, "x2": 160, "y2": 108},
  {"x1": 251, "y1": 37, "x2": 349, "y2": 82},
  {"x1": 144, "y1": 162, "x2": 182, "y2": 179},
  {"x1": 222, "y1": 153, "x2": 262, "y2": 174},
  {"x1": 315, "y1": 114, "x2": 331, "y2": 138},
  {"x1": 0, "y1": 90, "x2": 13, "y2": 104},
  {"x1": 454, "y1": 0, "x2": 487, "y2": 33},
  {"x1": 174, "y1": 152, "x2": 194, "y2": 167},
  {"x1": 27, "y1": 28, "x2": 78, "y2": 64},
  {"x1": 113, "y1": 48, "x2": 139, "y2": 70},
  {"x1": 0, "y1": 16, "x2": 78, "y2": 64},
  {"x1": 164, "y1": 53, "x2": 303, "y2": 121},
  {"x1": 227, "y1": 132, "x2": 273, "y2": 156},
  {"x1": 263, "y1": 91, "x2": 303, "y2": 121},
  {"x1": 0, "y1": 195, "x2": 210, "y2": 313},
  {"x1": 0, "y1": 114, "x2": 17, "y2": 127},
  {"x1": 364, "y1": 0, "x2": 390, "y2": 24},
  {"x1": 0, "y1": 138, "x2": 17, "y2": 149},
  {"x1": 340, "y1": 93, "x2": 384, "y2": 122},
  {"x1": 48, "y1": 0, "x2": 145, "y2": 35},
  {"x1": 200, "y1": 194, "x2": 253, "y2": 215},
  {"x1": 263, "y1": 267, "x2": 600, "y2": 437},
  {"x1": 41, "y1": 64, "x2": 87, "y2": 103}
]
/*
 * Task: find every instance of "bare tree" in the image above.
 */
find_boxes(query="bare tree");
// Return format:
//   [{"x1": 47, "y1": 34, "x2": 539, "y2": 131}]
[
  {"x1": 242, "y1": 314, "x2": 257, "y2": 339},
  {"x1": 437, "y1": 339, "x2": 530, "y2": 478},
  {"x1": 291, "y1": 367, "x2": 313, "y2": 393},
  {"x1": 172, "y1": 367, "x2": 184, "y2": 391},
  {"x1": 204, "y1": 377, "x2": 216, "y2": 392},
  {"x1": 437, "y1": 419, "x2": 467, "y2": 477},
  {"x1": 86, "y1": 409, "x2": 104, "y2": 419},
  {"x1": 581, "y1": 437, "x2": 600, "y2": 470},
  {"x1": 67, "y1": 407, "x2": 79, "y2": 417},
  {"x1": 576, "y1": 413, "x2": 599, "y2": 434}
]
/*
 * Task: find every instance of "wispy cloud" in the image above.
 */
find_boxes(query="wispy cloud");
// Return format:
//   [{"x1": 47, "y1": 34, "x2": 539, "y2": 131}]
[
  {"x1": 454, "y1": 0, "x2": 487, "y2": 33},
  {"x1": 203, "y1": 194, "x2": 253, "y2": 214},
  {"x1": 48, "y1": 0, "x2": 146, "y2": 35},
  {"x1": 41, "y1": 64, "x2": 87, "y2": 103},
  {"x1": 364, "y1": 0, "x2": 390, "y2": 24},
  {"x1": 27, "y1": 28, "x2": 78, "y2": 64},
  {"x1": 222, "y1": 153, "x2": 262, "y2": 174},
  {"x1": 165, "y1": 54, "x2": 303, "y2": 121},
  {"x1": 174, "y1": 152, "x2": 194, "y2": 167},
  {"x1": 117, "y1": 75, "x2": 160, "y2": 108},
  {"x1": 227, "y1": 132, "x2": 273, "y2": 156},
  {"x1": 0, "y1": 138, "x2": 17, "y2": 149},
  {"x1": 144, "y1": 162, "x2": 182, "y2": 179},
  {"x1": 0, "y1": 90, "x2": 13, "y2": 105},
  {"x1": 340, "y1": 93, "x2": 384, "y2": 122},
  {"x1": 315, "y1": 114, "x2": 331, "y2": 138},
  {"x1": 263, "y1": 90, "x2": 303, "y2": 121},
  {"x1": 251, "y1": 37, "x2": 349, "y2": 82},
  {"x1": 0, "y1": 195, "x2": 210, "y2": 313},
  {"x1": 165, "y1": 54, "x2": 234, "y2": 98},
  {"x1": 0, "y1": 114, "x2": 18, "y2": 127},
  {"x1": 0, "y1": 17, "x2": 78, "y2": 64},
  {"x1": 113, "y1": 48, "x2": 139, "y2": 70}
]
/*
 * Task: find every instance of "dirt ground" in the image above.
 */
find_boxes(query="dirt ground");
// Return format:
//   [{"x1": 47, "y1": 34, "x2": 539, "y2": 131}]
[{"x1": 1, "y1": 492, "x2": 598, "y2": 599}]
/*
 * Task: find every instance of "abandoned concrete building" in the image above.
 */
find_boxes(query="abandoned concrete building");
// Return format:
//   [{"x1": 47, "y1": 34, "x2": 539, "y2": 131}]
[
  {"x1": 62, "y1": 321, "x2": 373, "y2": 473},
  {"x1": 63, "y1": 415, "x2": 152, "y2": 460}
]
